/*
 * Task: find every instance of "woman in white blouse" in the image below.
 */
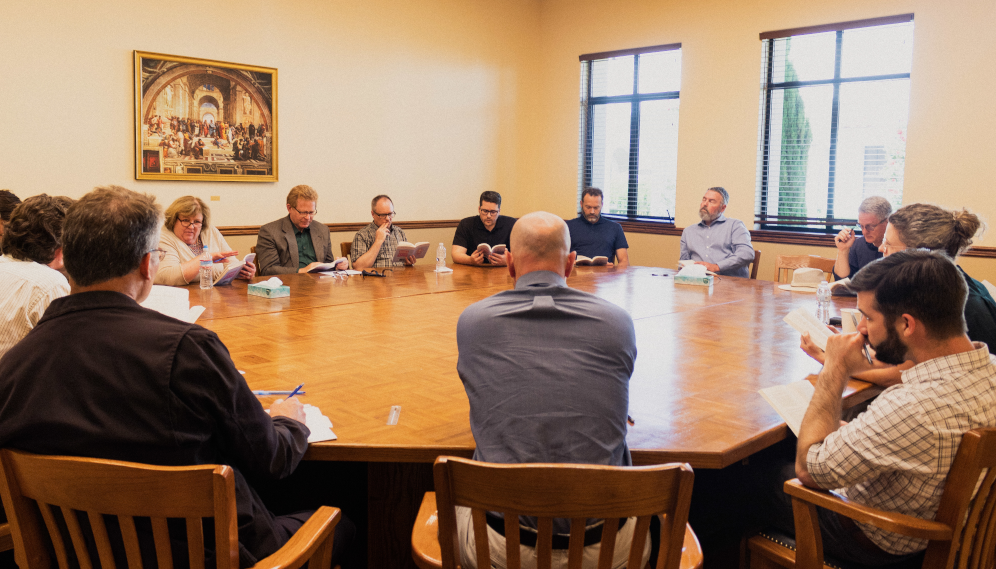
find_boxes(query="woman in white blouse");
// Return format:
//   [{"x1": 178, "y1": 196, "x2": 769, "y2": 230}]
[{"x1": 155, "y1": 196, "x2": 256, "y2": 285}]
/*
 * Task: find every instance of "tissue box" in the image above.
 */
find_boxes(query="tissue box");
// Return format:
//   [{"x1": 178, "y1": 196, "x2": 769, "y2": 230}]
[
  {"x1": 674, "y1": 274, "x2": 714, "y2": 287},
  {"x1": 247, "y1": 283, "x2": 290, "y2": 298}
]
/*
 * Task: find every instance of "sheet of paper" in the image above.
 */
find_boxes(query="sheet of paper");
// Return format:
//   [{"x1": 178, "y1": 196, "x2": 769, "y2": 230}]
[
  {"x1": 983, "y1": 280, "x2": 996, "y2": 300},
  {"x1": 139, "y1": 285, "x2": 205, "y2": 323},
  {"x1": 303, "y1": 404, "x2": 337, "y2": 443},
  {"x1": 783, "y1": 307, "x2": 834, "y2": 351},
  {"x1": 759, "y1": 380, "x2": 815, "y2": 437}
]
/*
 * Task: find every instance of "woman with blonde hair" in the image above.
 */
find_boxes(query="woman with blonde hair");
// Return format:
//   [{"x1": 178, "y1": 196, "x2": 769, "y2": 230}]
[
  {"x1": 881, "y1": 203, "x2": 996, "y2": 349},
  {"x1": 155, "y1": 196, "x2": 256, "y2": 286}
]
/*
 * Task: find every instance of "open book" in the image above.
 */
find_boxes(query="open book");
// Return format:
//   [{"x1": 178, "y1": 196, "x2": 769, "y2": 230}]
[
  {"x1": 476, "y1": 243, "x2": 506, "y2": 257},
  {"x1": 391, "y1": 242, "x2": 430, "y2": 263},
  {"x1": 306, "y1": 257, "x2": 348, "y2": 273},
  {"x1": 576, "y1": 255, "x2": 608, "y2": 266},
  {"x1": 830, "y1": 277, "x2": 855, "y2": 297},
  {"x1": 759, "y1": 380, "x2": 815, "y2": 436},
  {"x1": 303, "y1": 404, "x2": 337, "y2": 443},
  {"x1": 140, "y1": 285, "x2": 205, "y2": 323},
  {"x1": 783, "y1": 307, "x2": 834, "y2": 351},
  {"x1": 214, "y1": 253, "x2": 256, "y2": 286}
]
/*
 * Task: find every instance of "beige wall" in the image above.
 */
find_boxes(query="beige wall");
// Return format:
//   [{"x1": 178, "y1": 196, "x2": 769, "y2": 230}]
[
  {"x1": 4, "y1": 0, "x2": 995, "y2": 279},
  {"x1": 0, "y1": 0, "x2": 539, "y2": 226}
]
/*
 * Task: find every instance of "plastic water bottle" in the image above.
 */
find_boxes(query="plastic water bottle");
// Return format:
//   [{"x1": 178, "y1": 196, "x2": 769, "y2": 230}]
[
  {"x1": 816, "y1": 280, "x2": 831, "y2": 324},
  {"x1": 436, "y1": 243, "x2": 447, "y2": 271},
  {"x1": 199, "y1": 248, "x2": 213, "y2": 289}
]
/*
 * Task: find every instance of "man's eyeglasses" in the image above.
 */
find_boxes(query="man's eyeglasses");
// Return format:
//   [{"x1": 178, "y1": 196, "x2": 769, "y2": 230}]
[
  {"x1": 857, "y1": 220, "x2": 884, "y2": 234},
  {"x1": 148, "y1": 249, "x2": 167, "y2": 261},
  {"x1": 292, "y1": 207, "x2": 318, "y2": 217},
  {"x1": 177, "y1": 218, "x2": 203, "y2": 228},
  {"x1": 373, "y1": 211, "x2": 396, "y2": 219},
  {"x1": 479, "y1": 208, "x2": 499, "y2": 216},
  {"x1": 361, "y1": 269, "x2": 393, "y2": 277}
]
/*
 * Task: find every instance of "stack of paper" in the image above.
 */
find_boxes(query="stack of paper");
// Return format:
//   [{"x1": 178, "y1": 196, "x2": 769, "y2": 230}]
[
  {"x1": 140, "y1": 285, "x2": 205, "y2": 323},
  {"x1": 303, "y1": 404, "x2": 337, "y2": 443}
]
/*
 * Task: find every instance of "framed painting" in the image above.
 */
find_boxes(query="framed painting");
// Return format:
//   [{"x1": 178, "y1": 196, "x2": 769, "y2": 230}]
[{"x1": 134, "y1": 51, "x2": 277, "y2": 182}]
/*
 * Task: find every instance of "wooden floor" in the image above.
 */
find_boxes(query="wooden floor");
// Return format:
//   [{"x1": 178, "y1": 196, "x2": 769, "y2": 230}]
[{"x1": 196, "y1": 263, "x2": 875, "y2": 469}]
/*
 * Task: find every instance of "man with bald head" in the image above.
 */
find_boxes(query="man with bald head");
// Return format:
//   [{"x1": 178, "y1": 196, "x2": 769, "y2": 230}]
[{"x1": 455, "y1": 211, "x2": 643, "y2": 568}]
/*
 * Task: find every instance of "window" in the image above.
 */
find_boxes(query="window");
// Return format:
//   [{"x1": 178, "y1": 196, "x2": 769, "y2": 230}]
[
  {"x1": 578, "y1": 44, "x2": 682, "y2": 223},
  {"x1": 755, "y1": 15, "x2": 914, "y2": 233}
]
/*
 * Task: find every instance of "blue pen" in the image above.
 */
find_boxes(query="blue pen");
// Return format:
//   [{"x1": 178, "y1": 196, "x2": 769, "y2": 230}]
[
  {"x1": 252, "y1": 390, "x2": 307, "y2": 396},
  {"x1": 287, "y1": 383, "x2": 305, "y2": 399}
]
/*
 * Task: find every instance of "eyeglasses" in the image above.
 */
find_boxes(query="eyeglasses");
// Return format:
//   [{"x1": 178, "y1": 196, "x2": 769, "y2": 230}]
[
  {"x1": 373, "y1": 211, "x2": 396, "y2": 219},
  {"x1": 292, "y1": 207, "x2": 318, "y2": 217},
  {"x1": 361, "y1": 269, "x2": 393, "y2": 277},
  {"x1": 148, "y1": 249, "x2": 167, "y2": 262},
  {"x1": 177, "y1": 218, "x2": 203, "y2": 228},
  {"x1": 857, "y1": 220, "x2": 884, "y2": 234},
  {"x1": 479, "y1": 208, "x2": 499, "y2": 216}
]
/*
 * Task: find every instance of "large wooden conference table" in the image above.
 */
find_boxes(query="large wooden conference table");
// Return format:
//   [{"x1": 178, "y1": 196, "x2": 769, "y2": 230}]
[{"x1": 187, "y1": 263, "x2": 876, "y2": 567}]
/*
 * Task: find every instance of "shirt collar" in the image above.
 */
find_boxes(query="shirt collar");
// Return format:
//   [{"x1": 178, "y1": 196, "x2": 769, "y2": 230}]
[
  {"x1": 514, "y1": 270, "x2": 567, "y2": 290},
  {"x1": 698, "y1": 213, "x2": 727, "y2": 227},
  {"x1": 901, "y1": 343, "x2": 993, "y2": 385}
]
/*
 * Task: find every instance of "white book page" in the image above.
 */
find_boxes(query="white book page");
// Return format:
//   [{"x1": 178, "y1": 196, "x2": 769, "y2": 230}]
[
  {"x1": 759, "y1": 380, "x2": 815, "y2": 437},
  {"x1": 783, "y1": 307, "x2": 834, "y2": 351},
  {"x1": 139, "y1": 285, "x2": 204, "y2": 324},
  {"x1": 303, "y1": 404, "x2": 337, "y2": 443}
]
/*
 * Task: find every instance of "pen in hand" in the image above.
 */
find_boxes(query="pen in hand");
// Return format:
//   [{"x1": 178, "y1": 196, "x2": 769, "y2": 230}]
[
  {"x1": 287, "y1": 384, "x2": 304, "y2": 399},
  {"x1": 848, "y1": 312, "x2": 874, "y2": 365}
]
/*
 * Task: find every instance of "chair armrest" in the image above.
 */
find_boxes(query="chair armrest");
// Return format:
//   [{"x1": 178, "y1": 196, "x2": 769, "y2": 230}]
[
  {"x1": 411, "y1": 492, "x2": 443, "y2": 569},
  {"x1": 252, "y1": 506, "x2": 341, "y2": 569},
  {"x1": 784, "y1": 479, "x2": 952, "y2": 541}
]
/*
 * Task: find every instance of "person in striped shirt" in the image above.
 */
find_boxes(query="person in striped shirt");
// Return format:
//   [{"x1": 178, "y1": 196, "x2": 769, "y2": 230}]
[{"x1": 0, "y1": 194, "x2": 73, "y2": 360}]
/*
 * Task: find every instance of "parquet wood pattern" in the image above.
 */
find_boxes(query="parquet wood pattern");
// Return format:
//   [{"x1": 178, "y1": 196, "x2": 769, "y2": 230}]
[{"x1": 193, "y1": 264, "x2": 876, "y2": 470}]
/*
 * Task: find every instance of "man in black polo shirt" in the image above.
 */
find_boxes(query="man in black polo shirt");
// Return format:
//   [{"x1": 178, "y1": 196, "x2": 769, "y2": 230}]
[
  {"x1": 566, "y1": 187, "x2": 629, "y2": 268},
  {"x1": 451, "y1": 191, "x2": 517, "y2": 266}
]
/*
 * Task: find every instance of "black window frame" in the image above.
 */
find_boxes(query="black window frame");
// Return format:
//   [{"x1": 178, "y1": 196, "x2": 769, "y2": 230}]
[
  {"x1": 755, "y1": 14, "x2": 913, "y2": 234},
  {"x1": 578, "y1": 43, "x2": 682, "y2": 225}
]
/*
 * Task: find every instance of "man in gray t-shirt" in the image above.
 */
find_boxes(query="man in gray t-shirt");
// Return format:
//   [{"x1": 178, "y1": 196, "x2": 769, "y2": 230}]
[{"x1": 455, "y1": 211, "x2": 642, "y2": 568}]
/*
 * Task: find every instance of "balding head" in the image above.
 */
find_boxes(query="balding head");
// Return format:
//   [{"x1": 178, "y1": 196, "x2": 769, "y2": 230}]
[{"x1": 507, "y1": 211, "x2": 575, "y2": 280}]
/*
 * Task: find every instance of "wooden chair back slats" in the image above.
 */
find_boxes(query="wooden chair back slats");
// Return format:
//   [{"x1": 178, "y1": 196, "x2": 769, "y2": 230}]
[
  {"x1": 186, "y1": 516, "x2": 206, "y2": 569},
  {"x1": 60, "y1": 506, "x2": 93, "y2": 569},
  {"x1": 36, "y1": 503, "x2": 70, "y2": 569},
  {"x1": 432, "y1": 457, "x2": 694, "y2": 569},
  {"x1": 340, "y1": 242, "x2": 352, "y2": 259},
  {"x1": 750, "y1": 250, "x2": 761, "y2": 280},
  {"x1": 774, "y1": 255, "x2": 835, "y2": 283},
  {"x1": 151, "y1": 517, "x2": 174, "y2": 569},
  {"x1": 119, "y1": 515, "x2": 143, "y2": 569},
  {"x1": 88, "y1": 511, "x2": 116, "y2": 569}
]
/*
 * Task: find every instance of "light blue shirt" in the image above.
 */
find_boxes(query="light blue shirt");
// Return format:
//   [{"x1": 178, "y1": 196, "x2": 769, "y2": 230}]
[{"x1": 679, "y1": 214, "x2": 754, "y2": 278}]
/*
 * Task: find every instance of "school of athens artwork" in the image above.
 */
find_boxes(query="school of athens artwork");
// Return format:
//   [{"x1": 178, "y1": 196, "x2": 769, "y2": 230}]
[{"x1": 134, "y1": 51, "x2": 277, "y2": 182}]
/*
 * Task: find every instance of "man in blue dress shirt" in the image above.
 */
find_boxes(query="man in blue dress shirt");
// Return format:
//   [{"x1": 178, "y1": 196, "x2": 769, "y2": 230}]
[
  {"x1": 565, "y1": 187, "x2": 629, "y2": 268},
  {"x1": 679, "y1": 187, "x2": 754, "y2": 278}
]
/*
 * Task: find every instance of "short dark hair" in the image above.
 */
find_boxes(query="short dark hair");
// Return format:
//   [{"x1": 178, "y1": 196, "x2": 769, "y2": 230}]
[
  {"x1": 849, "y1": 249, "x2": 968, "y2": 340},
  {"x1": 479, "y1": 191, "x2": 502, "y2": 208},
  {"x1": 0, "y1": 190, "x2": 21, "y2": 222},
  {"x1": 707, "y1": 187, "x2": 730, "y2": 205},
  {"x1": 371, "y1": 194, "x2": 393, "y2": 210},
  {"x1": 63, "y1": 186, "x2": 163, "y2": 287},
  {"x1": 581, "y1": 187, "x2": 603, "y2": 201},
  {"x1": 1, "y1": 194, "x2": 73, "y2": 265}
]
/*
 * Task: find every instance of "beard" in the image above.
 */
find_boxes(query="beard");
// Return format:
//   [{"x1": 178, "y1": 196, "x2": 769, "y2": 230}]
[
  {"x1": 699, "y1": 207, "x2": 719, "y2": 223},
  {"x1": 585, "y1": 212, "x2": 599, "y2": 223},
  {"x1": 871, "y1": 324, "x2": 908, "y2": 365}
]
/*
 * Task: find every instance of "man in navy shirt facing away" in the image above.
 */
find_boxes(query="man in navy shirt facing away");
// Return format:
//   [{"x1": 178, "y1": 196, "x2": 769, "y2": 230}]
[{"x1": 565, "y1": 187, "x2": 629, "y2": 268}]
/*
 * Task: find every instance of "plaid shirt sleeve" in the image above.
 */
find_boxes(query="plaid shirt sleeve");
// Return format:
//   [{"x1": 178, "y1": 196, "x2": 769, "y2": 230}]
[
  {"x1": 806, "y1": 387, "x2": 937, "y2": 490},
  {"x1": 350, "y1": 225, "x2": 374, "y2": 264}
]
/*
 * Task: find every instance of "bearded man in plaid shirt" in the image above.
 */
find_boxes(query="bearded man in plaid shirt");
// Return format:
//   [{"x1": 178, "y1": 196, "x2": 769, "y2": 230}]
[{"x1": 773, "y1": 249, "x2": 996, "y2": 565}]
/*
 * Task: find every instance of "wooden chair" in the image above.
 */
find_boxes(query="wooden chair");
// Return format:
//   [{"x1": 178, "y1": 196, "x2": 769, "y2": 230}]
[
  {"x1": 750, "y1": 250, "x2": 762, "y2": 280},
  {"x1": 251, "y1": 245, "x2": 257, "y2": 254},
  {"x1": 0, "y1": 523, "x2": 11, "y2": 553},
  {"x1": 744, "y1": 427, "x2": 996, "y2": 569},
  {"x1": 340, "y1": 242, "x2": 352, "y2": 259},
  {"x1": 0, "y1": 449, "x2": 340, "y2": 569},
  {"x1": 411, "y1": 456, "x2": 701, "y2": 569},
  {"x1": 773, "y1": 255, "x2": 835, "y2": 283}
]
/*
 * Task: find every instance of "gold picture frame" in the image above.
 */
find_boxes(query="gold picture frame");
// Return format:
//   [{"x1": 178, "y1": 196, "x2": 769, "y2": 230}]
[{"x1": 134, "y1": 51, "x2": 277, "y2": 182}]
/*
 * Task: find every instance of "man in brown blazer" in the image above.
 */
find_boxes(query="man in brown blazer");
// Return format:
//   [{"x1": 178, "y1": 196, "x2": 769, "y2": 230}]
[{"x1": 256, "y1": 185, "x2": 347, "y2": 275}]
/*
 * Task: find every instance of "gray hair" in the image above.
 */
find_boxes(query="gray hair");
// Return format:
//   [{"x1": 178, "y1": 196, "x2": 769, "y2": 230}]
[
  {"x1": 707, "y1": 187, "x2": 729, "y2": 205},
  {"x1": 63, "y1": 186, "x2": 163, "y2": 287},
  {"x1": 858, "y1": 196, "x2": 892, "y2": 221}
]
